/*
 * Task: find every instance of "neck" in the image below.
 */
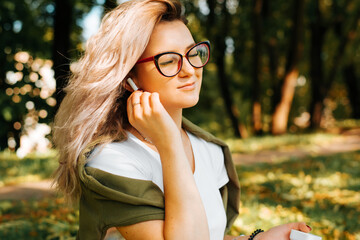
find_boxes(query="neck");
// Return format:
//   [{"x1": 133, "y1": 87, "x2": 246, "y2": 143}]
[{"x1": 166, "y1": 107, "x2": 183, "y2": 131}]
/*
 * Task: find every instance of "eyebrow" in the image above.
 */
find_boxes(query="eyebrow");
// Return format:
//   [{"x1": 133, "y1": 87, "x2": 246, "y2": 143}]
[
  {"x1": 151, "y1": 42, "x2": 197, "y2": 57},
  {"x1": 165, "y1": 42, "x2": 197, "y2": 54},
  {"x1": 187, "y1": 42, "x2": 196, "y2": 49}
]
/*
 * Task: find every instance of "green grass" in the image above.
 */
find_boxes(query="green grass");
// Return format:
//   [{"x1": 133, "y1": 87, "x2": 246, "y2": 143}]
[
  {"x1": 0, "y1": 150, "x2": 57, "y2": 186},
  {"x1": 226, "y1": 132, "x2": 338, "y2": 153},
  {"x1": 0, "y1": 198, "x2": 78, "y2": 239},
  {"x1": 334, "y1": 119, "x2": 360, "y2": 129},
  {"x1": 0, "y1": 136, "x2": 359, "y2": 239},
  {"x1": 231, "y1": 151, "x2": 360, "y2": 240}
]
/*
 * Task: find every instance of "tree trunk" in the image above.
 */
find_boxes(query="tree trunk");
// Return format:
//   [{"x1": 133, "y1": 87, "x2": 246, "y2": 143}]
[
  {"x1": 271, "y1": 0, "x2": 305, "y2": 135},
  {"x1": 267, "y1": 38, "x2": 280, "y2": 114},
  {"x1": 206, "y1": 0, "x2": 244, "y2": 138},
  {"x1": 251, "y1": 0, "x2": 263, "y2": 135},
  {"x1": 343, "y1": 64, "x2": 360, "y2": 119},
  {"x1": 325, "y1": 3, "x2": 360, "y2": 93},
  {"x1": 103, "y1": 0, "x2": 118, "y2": 15},
  {"x1": 263, "y1": 1, "x2": 280, "y2": 116},
  {"x1": 309, "y1": 0, "x2": 326, "y2": 129},
  {"x1": 310, "y1": 2, "x2": 360, "y2": 127},
  {"x1": 53, "y1": 0, "x2": 73, "y2": 114}
]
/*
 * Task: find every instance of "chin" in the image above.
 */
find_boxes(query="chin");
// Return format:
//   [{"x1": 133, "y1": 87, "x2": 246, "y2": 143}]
[{"x1": 179, "y1": 96, "x2": 199, "y2": 109}]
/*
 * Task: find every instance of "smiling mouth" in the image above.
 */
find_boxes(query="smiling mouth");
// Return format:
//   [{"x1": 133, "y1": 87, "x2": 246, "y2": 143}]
[{"x1": 178, "y1": 82, "x2": 196, "y2": 90}]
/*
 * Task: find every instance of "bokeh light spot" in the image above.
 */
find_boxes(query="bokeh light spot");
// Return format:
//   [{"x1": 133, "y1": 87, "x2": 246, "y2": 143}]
[
  {"x1": 12, "y1": 95, "x2": 21, "y2": 103},
  {"x1": 14, "y1": 121, "x2": 22, "y2": 130},
  {"x1": 15, "y1": 62, "x2": 24, "y2": 71},
  {"x1": 46, "y1": 97, "x2": 57, "y2": 107},
  {"x1": 13, "y1": 87, "x2": 20, "y2": 95},
  {"x1": 14, "y1": 51, "x2": 30, "y2": 63},
  {"x1": 26, "y1": 101, "x2": 35, "y2": 110},
  {"x1": 8, "y1": 137, "x2": 16, "y2": 149},
  {"x1": 29, "y1": 72, "x2": 39, "y2": 82},
  {"x1": 6, "y1": 88, "x2": 13, "y2": 96},
  {"x1": 33, "y1": 88, "x2": 40, "y2": 96},
  {"x1": 39, "y1": 110, "x2": 48, "y2": 118}
]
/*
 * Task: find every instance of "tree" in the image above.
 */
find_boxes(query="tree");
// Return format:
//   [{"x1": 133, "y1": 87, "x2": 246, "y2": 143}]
[
  {"x1": 251, "y1": 0, "x2": 264, "y2": 135},
  {"x1": 53, "y1": 0, "x2": 73, "y2": 113},
  {"x1": 53, "y1": 0, "x2": 95, "y2": 111},
  {"x1": 0, "y1": 0, "x2": 53, "y2": 150},
  {"x1": 308, "y1": 0, "x2": 326, "y2": 129},
  {"x1": 309, "y1": 0, "x2": 360, "y2": 128},
  {"x1": 0, "y1": 0, "x2": 94, "y2": 150},
  {"x1": 271, "y1": 0, "x2": 305, "y2": 135},
  {"x1": 343, "y1": 64, "x2": 360, "y2": 119},
  {"x1": 207, "y1": 0, "x2": 247, "y2": 137},
  {"x1": 103, "y1": 0, "x2": 118, "y2": 15}
]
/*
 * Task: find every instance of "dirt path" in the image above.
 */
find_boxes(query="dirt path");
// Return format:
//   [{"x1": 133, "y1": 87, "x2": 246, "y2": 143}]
[
  {"x1": 233, "y1": 130, "x2": 360, "y2": 165},
  {"x1": 0, "y1": 180, "x2": 55, "y2": 201},
  {"x1": 1, "y1": 129, "x2": 359, "y2": 201}
]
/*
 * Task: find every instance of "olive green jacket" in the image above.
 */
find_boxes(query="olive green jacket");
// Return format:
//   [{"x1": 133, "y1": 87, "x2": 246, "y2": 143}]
[{"x1": 77, "y1": 118, "x2": 240, "y2": 240}]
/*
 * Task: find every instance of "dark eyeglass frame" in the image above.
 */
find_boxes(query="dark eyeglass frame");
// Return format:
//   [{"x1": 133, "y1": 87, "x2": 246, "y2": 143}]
[{"x1": 136, "y1": 41, "x2": 211, "y2": 77}]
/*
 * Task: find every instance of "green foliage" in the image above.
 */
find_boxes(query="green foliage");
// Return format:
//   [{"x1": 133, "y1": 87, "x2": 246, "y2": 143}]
[
  {"x1": 0, "y1": 150, "x2": 57, "y2": 186},
  {"x1": 0, "y1": 198, "x2": 79, "y2": 239},
  {"x1": 0, "y1": 150, "x2": 77, "y2": 239},
  {"x1": 231, "y1": 151, "x2": 360, "y2": 240},
  {"x1": 0, "y1": 0, "x2": 54, "y2": 150},
  {"x1": 0, "y1": 0, "x2": 96, "y2": 150},
  {"x1": 0, "y1": 139, "x2": 359, "y2": 239},
  {"x1": 183, "y1": 0, "x2": 360, "y2": 137},
  {"x1": 2, "y1": 0, "x2": 360, "y2": 145},
  {"x1": 226, "y1": 132, "x2": 337, "y2": 153}
]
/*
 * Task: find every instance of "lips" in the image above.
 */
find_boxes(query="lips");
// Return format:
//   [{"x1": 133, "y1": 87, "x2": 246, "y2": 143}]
[{"x1": 178, "y1": 82, "x2": 196, "y2": 90}]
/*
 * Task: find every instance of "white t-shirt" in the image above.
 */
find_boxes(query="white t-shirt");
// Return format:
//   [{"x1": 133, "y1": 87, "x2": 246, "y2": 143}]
[{"x1": 87, "y1": 131, "x2": 229, "y2": 240}]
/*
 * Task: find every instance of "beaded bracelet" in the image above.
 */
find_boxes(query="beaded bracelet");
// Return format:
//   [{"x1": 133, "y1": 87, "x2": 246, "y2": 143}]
[{"x1": 248, "y1": 229, "x2": 264, "y2": 240}]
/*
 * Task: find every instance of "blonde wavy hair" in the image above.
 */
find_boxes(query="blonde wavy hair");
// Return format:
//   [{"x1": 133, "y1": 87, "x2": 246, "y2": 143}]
[{"x1": 53, "y1": 0, "x2": 186, "y2": 202}]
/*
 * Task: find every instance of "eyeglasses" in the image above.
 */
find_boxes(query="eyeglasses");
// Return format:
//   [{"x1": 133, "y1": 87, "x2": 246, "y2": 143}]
[{"x1": 136, "y1": 41, "x2": 210, "y2": 77}]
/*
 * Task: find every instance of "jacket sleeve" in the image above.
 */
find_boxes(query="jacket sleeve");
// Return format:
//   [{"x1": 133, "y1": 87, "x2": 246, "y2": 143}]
[
  {"x1": 77, "y1": 166, "x2": 165, "y2": 240},
  {"x1": 77, "y1": 117, "x2": 240, "y2": 239}
]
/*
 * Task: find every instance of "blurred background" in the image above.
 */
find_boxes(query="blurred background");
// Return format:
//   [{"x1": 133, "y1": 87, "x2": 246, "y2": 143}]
[{"x1": 0, "y1": 0, "x2": 359, "y2": 239}]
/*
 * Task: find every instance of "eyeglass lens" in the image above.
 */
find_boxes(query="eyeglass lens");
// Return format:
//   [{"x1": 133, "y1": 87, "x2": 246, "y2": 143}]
[{"x1": 157, "y1": 43, "x2": 209, "y2": 77}]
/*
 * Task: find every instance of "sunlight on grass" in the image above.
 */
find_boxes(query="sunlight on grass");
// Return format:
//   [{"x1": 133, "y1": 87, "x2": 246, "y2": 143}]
[
  {"x1": 231, "y1": 151, "x2": 360, "y2": 240},
  {"x1": 226, "y1": 133, "x2": 337, "y2": 153},
  {"x1": 0, "y1": 150, "x2": 57, "y2": 186},
  {"x1": 0, "y1": 197, "x2": 78, "y2": 240},
  {"x1": 334, "y1": 119, "x2": 360, "y2": 129},
  {"x1": 0, "y1": 146, "x2": 359, "y2": 239}
]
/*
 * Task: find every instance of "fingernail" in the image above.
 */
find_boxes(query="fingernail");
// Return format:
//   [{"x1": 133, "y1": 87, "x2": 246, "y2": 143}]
[{"x1": 306, "y1": 225, "x2": 312, "y2": 231}]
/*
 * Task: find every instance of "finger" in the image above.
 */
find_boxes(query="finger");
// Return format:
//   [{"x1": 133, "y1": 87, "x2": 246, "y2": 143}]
[
  {"x1": 149, "y1": 92, "x2": 162, "y2": 113},
  {"x1": 140, "y1": 91, "x2": 151, "y2": 116},
  {"x1": 289, "y1": 222, "x2": 311, "y2": 233},
  {"x1": 128, "y1": 91, "x2": 143, "y2": 123},
  {"x1": 299, "y1": 222, "x2": 311, "y2": 233},
  {"x1": 127, "y1": 90, "x2": 142, "y2": 107}
]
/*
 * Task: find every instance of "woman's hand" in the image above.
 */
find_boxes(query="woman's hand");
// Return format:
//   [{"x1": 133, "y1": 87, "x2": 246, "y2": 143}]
[
  {"x1": 253, "y1": 222, "x2": 311, "y2": 240},
  {"x1": 127, "y1": 90, "x2": 180, "y2": 147},
  {"x1": 125, "y1": 90, "x2": 210, "y2": 240}
]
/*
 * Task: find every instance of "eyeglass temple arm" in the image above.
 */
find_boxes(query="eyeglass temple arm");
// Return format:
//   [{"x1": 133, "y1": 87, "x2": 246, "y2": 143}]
[{"x1": 136, "y1": 56, "x2": 155, "y2": 64}]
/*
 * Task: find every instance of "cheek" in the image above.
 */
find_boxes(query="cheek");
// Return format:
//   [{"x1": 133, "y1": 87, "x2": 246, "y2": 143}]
[
  {"x1": 134, "y1": 65, "x2": 163, "y2": 90},
  {"x1": 141, "y1": 76, "x2": 169, "y2": 92}
]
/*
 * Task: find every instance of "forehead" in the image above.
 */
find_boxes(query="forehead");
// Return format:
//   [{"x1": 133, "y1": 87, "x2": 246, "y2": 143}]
[{"x1": 142, "y1": 20, "x2": 195, "y2": 56}]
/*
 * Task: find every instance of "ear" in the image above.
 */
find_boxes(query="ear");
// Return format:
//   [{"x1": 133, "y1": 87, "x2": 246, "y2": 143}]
[{"x1": 124, "y1": 77, "x2": 139, "y2": 92}]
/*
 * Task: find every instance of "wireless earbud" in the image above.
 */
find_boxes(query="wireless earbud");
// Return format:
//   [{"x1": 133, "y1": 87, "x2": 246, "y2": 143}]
[{"x1": 127, "y1": 78, "x2": 138, "y2": 91}]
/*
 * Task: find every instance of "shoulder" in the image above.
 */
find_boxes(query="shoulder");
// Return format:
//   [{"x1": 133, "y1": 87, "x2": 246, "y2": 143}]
[
  {"x1": 86, "y1": 140, "x2": 152, "y2": 180},
  {"x1": 188, "y1": 132, "x2": 225, "y2": 169},
  {"x1": 191, "y1": 133, "x2": 223, "y2": 156},
  {"x1": 182, "y1": 117, "x2": 228, "y2": 148}
]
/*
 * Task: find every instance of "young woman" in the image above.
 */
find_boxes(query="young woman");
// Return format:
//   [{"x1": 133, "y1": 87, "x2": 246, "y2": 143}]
[{"x1": 53, "y1": 0, "x2": 312, "y2": 239}]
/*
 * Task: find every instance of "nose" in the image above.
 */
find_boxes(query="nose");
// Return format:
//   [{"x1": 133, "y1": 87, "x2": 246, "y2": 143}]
[{"x1": 178, "y1": 57, "x2": 195, "y2": 77}]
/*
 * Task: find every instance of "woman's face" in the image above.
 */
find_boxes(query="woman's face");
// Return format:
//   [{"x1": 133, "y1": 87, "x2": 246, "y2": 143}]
[{"x1": 133, "y1": 20, "x2": 203, "y2": 111}]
